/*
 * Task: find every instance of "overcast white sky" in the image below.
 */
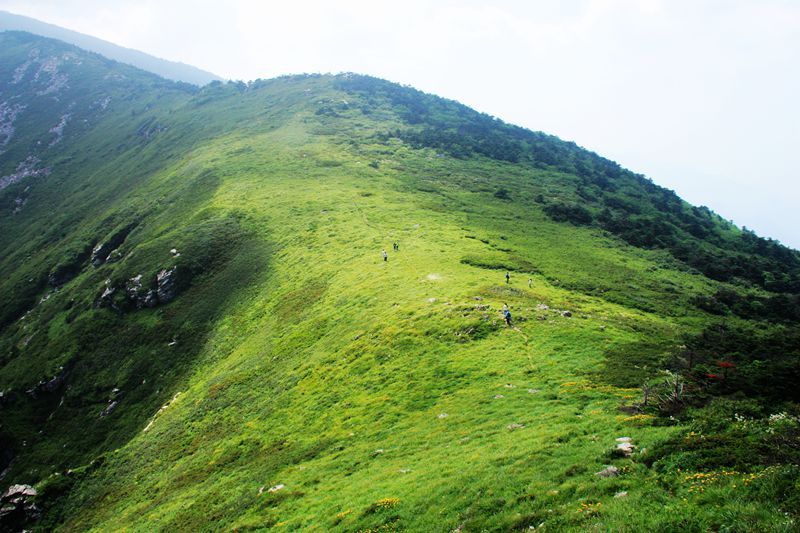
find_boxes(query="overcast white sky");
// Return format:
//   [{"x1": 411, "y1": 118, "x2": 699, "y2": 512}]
[{"x1": 2, "y1": 0, "x2": 798, "y2": 248}]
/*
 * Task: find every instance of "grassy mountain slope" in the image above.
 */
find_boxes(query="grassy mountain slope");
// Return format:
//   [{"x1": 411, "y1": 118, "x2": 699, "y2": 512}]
[{"x1": 1, "y1": 32, "x2": 798, "y2": 531}]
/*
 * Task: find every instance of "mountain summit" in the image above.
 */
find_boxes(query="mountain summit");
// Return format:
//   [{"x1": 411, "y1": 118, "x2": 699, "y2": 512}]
[{"x1": 1, "y1": 32, "x2": 798, "y2": 531}]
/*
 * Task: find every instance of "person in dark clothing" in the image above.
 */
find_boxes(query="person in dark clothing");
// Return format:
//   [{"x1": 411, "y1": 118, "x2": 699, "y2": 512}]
[
  {"x1": 505, "y1": 271, "x2": 510, "y2": 284},
  {"x1": 503, "y1": 305, "x2": 512, "y2": 327},
  {"x1": 382, "y1": 249, "x2": 388, "y2": 262}
]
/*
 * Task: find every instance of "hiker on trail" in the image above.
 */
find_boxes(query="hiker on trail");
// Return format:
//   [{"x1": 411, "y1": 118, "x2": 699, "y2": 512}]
[
  {"x1": 505, "y1": 271, "x2": 510, "y2": 284},
  {"x1": 503, "y1": 304, "x2": 512, "y2": 327},
  {"x1": 528, "y1": 277, "x2": 533, "y2": 288},
  {"x1": 393, "y1": 241, "x2": 399, "y2": 252},
  {"x1": 382, "y1": 249, "x2": 388, "y2": 262}
]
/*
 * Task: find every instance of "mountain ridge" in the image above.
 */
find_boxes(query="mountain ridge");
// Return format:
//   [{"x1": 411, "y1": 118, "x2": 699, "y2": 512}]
[
  {"x1": 0, "y1": 11, "x2": 222, "y2": 85},
  {"x1": 1, "y1": 32, "x2": 799, "y2": 531}
]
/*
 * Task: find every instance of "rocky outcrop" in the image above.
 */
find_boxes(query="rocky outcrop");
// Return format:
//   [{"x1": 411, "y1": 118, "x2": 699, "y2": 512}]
[
  {"x1": 0, "y1": 484, "x2": 40, "y2": 531},
  {"x1": 90, "y1": 243, "x2": 111, "y2": 267},
  {"x1": 0, "y1": 101, "x2": 26, "y2": 152},
  {"x1": 96, "y1": 282, "x2": 118, "y2": 310},
  {"x1": 99, "y1": 266, "x2": 180, "y2": 311},
  {"x1": 48, "y1": 112, "x2": 71, "y2": 146},
  {"x1": 92, "y1": 96, "x2": 111, "y2": 111},
  {"x1": 156, "y1": 267, "x2": 178, "y2": 303},
  {"x1": 33, "y1": 54, "x2": 69, "y2": 96},
  {"x1": 125, "y1": 274, "x2": 158, "y2": 309},
  {"x1": 125, "y1": 274, "x2": 143, "y2": 299},
  {"x1": 91, "y1": 223, "x2": 136, "y2": 267},
  {"x1": 0, "y1": 156, "x2": 52, "y2": 191}
]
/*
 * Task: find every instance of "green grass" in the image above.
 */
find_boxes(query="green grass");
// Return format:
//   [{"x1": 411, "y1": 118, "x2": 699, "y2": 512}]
[
  {"x1": 29, "y1": 125, "x2": 789, "y2": 531},
  {"x1": 1, "y1": 33, "x2": 798, "y2": 532}
]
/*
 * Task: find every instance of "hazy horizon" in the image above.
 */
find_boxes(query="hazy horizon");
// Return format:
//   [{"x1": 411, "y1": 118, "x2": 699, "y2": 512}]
[{"x1": 1, "y1": 0, "x2": 797, "y2": 249}]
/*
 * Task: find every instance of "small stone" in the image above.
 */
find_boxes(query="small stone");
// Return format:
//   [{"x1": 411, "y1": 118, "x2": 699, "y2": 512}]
[
  {"x1": 267, "y1": 484, "x2": 284, "y2": 493},
  {"x1": 617, "y1": 442, "x2": 635, "y2": 456},
  {"x1": 507, "y1": 423, "x2": 525, "y2": 430},
  {"x1": 614, "y1": 491, "x2": 628, "y2": 498},
  {"x1": 562, "y1": 310, "x2": 572, "y2": 317},
  {"x1": 437, "y1": 413, "x2": 448, "y2": 419},
  {"x1": 527, "y1": 389, "x2": 540, "y2": 394},
  {"x1": 494, "y1": 394, "x2": 504, "y2": 399},
  {"x1": 99, "y1": 400, "x2": 118, "y2": 417},
  {"x1": 595, "y1": 465, "x2": 619, "y2": 478},
  {"x1": 615, "y1": 437, "x2": 631, "y2": 443}
]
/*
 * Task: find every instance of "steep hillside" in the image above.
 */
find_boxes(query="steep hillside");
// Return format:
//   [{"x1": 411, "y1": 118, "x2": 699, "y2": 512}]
[
  {"x1": 0, "y1": 11, "x2": 222, "y2": 85},
  {"x1": 1, "y1": 32, "x2": 798, "y2": 531}
]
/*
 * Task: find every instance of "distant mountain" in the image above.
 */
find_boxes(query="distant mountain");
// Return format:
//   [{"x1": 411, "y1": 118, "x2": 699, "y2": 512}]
[
  {"x1": 1, "y1": 32, "x2": 799, "y2": 531},
  {"x1": 0, "y1": 10, "x2": 222, "y2": 85}
]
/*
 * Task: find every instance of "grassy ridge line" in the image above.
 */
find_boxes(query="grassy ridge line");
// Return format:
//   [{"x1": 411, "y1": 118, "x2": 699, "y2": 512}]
[
  {"x1": 0, "y1": 38, "x2": 793, "y2": 529},
  {"x1": 48, "y1": 121, "x2": 769, "y2": 531}
]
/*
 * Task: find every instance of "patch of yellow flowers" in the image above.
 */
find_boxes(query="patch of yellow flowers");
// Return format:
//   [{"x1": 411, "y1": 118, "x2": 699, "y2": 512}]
[
  {"x1": 375, "y1": 497, "x2": 400, "y2": 509},
  {"x1": 623, "y1": 413, "x2": 655, "y2": 425},
  {"x1": 577, "y1": 501, "x2": 602, "y2": 516},
  {"x1": 682, "y1": 470, "x2": 741, "y2": 494},
  {"x1": 683, "y1": 431, "x2": 705, "y2": 443}
]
